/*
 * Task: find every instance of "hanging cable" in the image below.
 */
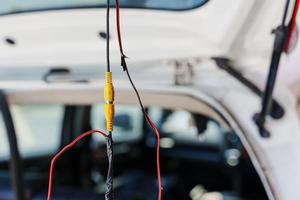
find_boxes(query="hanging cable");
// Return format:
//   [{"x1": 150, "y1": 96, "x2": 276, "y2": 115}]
[
  {"x1": 115, "y1": 1, "x2": 162, "y2": 199},
  {"x1": 47, "y1": 130, "x2": 109, "y2": 200},
  {"x1": 48, "y1": 1, "x2": 115, "y2": 199},
  {"x1": 104, "y1": 0, "x2": 115, "y2": 199}
]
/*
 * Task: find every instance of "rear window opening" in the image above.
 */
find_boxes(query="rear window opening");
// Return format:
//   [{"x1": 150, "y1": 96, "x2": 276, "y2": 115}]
[{"x1": 0, "y1": 103, "x2": 268, "y2": 200}]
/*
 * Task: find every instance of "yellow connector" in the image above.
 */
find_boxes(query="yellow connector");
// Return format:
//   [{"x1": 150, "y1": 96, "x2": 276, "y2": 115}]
[{"x1": 104, "y1": 72, "x2": 115, "y2": 132}]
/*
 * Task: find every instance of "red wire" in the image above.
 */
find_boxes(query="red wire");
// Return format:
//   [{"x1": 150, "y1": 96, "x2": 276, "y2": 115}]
[
  {"x1": 115, "y1": 1, "x2": 162, "y2": 199},
  {"x1": 285, "y1": 0, "x2": 300, "y2": 52},
  {"x1": 47, "y1": 130, "x2": 109, "y2": 200},
  {"x1": 115, "y1": 0, "x2": 125, "y2": 56},
  {"x1": 290, "y1": 0, "x2": 300, "y2": 35},
  {"x1": 145, "y1": 114, "x2": 162, "y2": 200}
]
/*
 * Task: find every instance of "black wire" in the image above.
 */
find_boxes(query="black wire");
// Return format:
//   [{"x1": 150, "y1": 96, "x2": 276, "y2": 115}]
[
  {"x1": 105, "y1": 0, "x2": 113, "y2": 199},
  {"x1": 125, "y1": 67, "x2": 147, "y2": 115},
  {"x1": 106, "y1": 0, "x2": 111, "y2": 72},
  {"x1": 281, "y1": 0, "x2": 291, "y2": 26},
  {"x1": 120, "y1": 56, "x2": 149, "y2": 120},
  {"x1": 123, "y1": 61, "x2": 162, "y2": 139},
  {"x1": 119, "y1": 42, "x2": 151, "y2": 125},
  {"x1": 105, "y1": 133, "x2": 114, "y2": 200}
]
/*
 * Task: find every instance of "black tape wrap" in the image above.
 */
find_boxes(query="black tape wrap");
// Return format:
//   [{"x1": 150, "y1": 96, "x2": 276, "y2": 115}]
[{"x1": 105, "y1": 134, "x2": 114, "y2": 200}]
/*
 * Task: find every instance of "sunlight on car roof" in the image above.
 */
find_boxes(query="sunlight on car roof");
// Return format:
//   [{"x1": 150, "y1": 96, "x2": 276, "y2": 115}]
[{"x1": 0, "y1": 0, "x2": 209, "y2": 15}]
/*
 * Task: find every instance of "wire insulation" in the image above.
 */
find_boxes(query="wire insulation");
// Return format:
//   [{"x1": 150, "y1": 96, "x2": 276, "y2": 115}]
[
  {"x1": 115, "y1": 1, "x2": 162, "y2": 199},
  {"x1": 47, "y1": 130, "x2": 109, "y2": 200},
  {"x1": 115, "y1": 0, "x2": 125, "y2": 57},
  {"x1": 106, "y1": 0, "x2": 111, "y2": 72}
]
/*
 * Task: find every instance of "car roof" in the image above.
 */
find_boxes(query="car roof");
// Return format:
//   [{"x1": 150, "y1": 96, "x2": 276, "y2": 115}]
[{"x1": 0, "y1": 0, "x2": 295, "y2": 77}]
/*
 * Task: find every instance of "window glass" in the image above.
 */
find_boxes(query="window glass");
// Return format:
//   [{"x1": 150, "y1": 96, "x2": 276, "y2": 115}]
[
  {"x1": 91, "y1": 104, "x2": 143, "y2": 142},
  {"x1": 149, "y1": 107, "x2": 225, "y2": 146},
  {"x1": 9, "y1": 105, "x2": 63, "y2": 158},
  {"x1": 0, "y1": 0, "x2": 208, "y2": 15},
  {"x1": 0, "y1": 112, "x2": 9, "y2": 160}
]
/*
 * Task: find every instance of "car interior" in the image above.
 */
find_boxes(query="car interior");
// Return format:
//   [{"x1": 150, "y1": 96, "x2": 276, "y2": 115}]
[{"x1": 0, "y1": 102, "x2": 268, "y2": 200}]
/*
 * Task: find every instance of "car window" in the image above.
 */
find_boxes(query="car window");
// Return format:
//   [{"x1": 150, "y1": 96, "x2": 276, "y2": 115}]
[
  {"x1": 0, "y1": 112, "x2": 9, "y2": 160},
  {"x1": 0, "y1": 105, "x2": 63, "y2": 159},
  {"x1": 91, "y1": 104, "x2": 143, "y2": 142},
  {"x1": 149, "y1": 107, "x2": 225, "y2": 146},
  {"x1": 0, "y1": 0, "x2": 209, "y2": 15}
]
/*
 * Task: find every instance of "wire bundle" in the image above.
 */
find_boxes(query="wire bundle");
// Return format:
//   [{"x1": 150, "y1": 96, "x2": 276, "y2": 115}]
[{"x1": 47, "y1": 1, "x2": 162, "y2": 200}]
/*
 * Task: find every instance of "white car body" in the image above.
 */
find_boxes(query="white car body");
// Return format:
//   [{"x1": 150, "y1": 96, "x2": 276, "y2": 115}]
[{"x1": 0, "y1": 0, "x2": 299, "y2": 200}]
